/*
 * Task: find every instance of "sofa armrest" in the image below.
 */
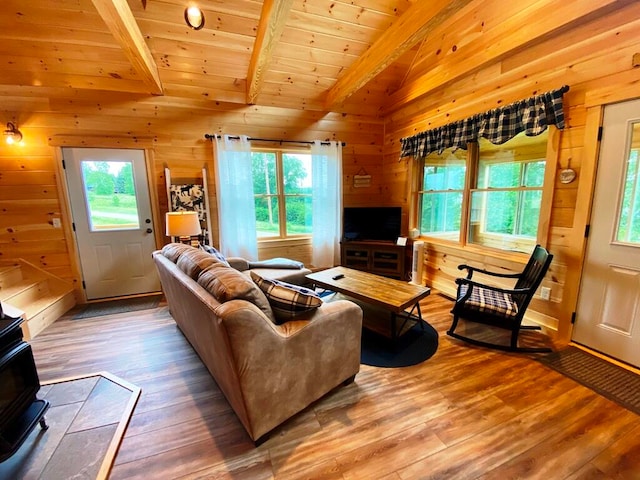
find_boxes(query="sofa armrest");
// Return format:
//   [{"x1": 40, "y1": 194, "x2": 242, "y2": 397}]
[
  {"x1": 214, "y1": 299, "x2": 362, "y2": 440},
  {"x1": 226, "y1": 256, "x2": 250, "y2": 271}
]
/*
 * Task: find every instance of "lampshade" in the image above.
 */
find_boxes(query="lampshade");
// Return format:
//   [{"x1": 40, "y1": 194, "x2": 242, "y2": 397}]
[{"x1": 166, "y1": 211, "x2": 201, "y2": 237}]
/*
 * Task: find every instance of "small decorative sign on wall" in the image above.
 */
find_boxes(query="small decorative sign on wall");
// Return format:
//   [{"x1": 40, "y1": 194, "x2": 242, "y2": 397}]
[{"x1": 353, "y1": 167, "x2": 371, "y2": 188}]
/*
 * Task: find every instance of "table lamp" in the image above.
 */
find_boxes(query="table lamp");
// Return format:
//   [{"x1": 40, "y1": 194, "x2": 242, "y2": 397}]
[{"x1": 166, "y1": 211, "x2": 201, "y2": 244}]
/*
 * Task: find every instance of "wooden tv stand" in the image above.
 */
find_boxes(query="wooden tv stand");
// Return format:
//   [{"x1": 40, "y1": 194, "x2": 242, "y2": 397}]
[{"x1": 340, "y1": 241, "x2": 407, "y2": 280}]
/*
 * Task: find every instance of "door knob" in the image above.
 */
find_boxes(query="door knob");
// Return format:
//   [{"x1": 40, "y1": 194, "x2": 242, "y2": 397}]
[{"x1": 146, "y1": 228, "x2": 153, "y2": 234}]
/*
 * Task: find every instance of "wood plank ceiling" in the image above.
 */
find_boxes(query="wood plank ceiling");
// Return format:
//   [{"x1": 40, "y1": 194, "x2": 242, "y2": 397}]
[{"x1": 0, "y1": 0, "x2": 629, "y2": 115}]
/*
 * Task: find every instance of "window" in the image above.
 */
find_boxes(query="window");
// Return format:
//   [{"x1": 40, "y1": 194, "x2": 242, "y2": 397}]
[
  {"x1": 252, "y1": 150, "x2": 313, "y2": 238},
  {"x1": 81, "y1": 160, "x2": 140, "y2": 231},
  {"x1": 414, "y1": 130, "x2": 551, "y2": 253},
  {"x1": 418, "y1": 149, "x2": 466, "y2": 240},
  {"x1": 616, "y1": 122, "x2": 640, "y2": 244}
]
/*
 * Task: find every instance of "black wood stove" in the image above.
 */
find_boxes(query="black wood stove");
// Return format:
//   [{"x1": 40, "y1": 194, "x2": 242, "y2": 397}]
[{"x1": 0, "y1": 305, "x2": 50, "y2": 462}]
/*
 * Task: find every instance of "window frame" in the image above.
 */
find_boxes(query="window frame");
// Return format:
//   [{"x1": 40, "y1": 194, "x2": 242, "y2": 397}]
[
  {"x1": 252, "y1": 147, "x2": 313, "y2": 241},
  {"x1": 409, "y1": 129, "x2": 560, "y2": 254}
]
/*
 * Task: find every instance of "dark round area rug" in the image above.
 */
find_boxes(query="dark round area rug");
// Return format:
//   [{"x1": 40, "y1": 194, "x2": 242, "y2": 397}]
[{"x1": 360, "y1": 321, "x2": 439, "y2": 368}]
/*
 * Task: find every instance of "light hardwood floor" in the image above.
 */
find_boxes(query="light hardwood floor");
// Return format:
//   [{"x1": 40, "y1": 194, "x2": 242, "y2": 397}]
[{"x1": 28, "y1": 294, "x2": 640, "y2": 479}]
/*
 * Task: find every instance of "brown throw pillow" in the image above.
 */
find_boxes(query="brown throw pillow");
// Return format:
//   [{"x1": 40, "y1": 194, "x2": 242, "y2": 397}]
[
  {"x1": 198, "y1": 266, "x2": 275, "y2": 322},
  {"x1": 176, "y1": 248, "x2": 227, "y2": 279},
  {"x1": 161, "y1": 243, "x2": 194, "y2": 263}
]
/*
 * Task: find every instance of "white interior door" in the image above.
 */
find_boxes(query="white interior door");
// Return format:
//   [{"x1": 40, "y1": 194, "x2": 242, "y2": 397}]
[
  {"x1": 62, "y1": 147, "x2": 160, "y2": 300},
  {"x1": 572, "y1": 99, "x2": 640, "y2": 367}
]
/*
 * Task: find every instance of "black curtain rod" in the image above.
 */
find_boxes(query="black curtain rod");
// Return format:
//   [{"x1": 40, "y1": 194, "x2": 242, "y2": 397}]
[{"x1": 204, "y1": 134, "x2": 345, "y2": 147}]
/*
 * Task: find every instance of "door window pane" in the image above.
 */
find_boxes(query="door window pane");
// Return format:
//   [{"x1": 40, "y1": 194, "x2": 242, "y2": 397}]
[
  {"x1": 81, "y1": 161, "x2": 140, "y2": 231},
  {"x1": 616, "y1": 122, "x2": 640, "y2": 244}
]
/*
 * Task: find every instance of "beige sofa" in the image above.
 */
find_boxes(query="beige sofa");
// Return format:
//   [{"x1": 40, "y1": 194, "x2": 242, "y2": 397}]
[{"x1": 152, "y1": 244, "x2": 362, "y2": 443}]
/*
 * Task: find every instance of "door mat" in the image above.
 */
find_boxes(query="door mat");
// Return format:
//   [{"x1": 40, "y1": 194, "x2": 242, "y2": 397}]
[
  {"x1": 0, "y1": 372, "x2": 140, "y2": 480},
  {"x1": 538, "y1": 346, "x2": 640, "y2": 416},
  {"x1": 72, "y1": 294, "x2": 163, "y2": 319}
]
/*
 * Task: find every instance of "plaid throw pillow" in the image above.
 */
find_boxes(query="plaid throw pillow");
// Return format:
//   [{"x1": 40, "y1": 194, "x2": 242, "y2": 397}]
[
  {"x1": 459, "y1": 284, "x2": 518, "y2": 318},
  {"x1": 250, "y1": 271, "x2": 322, "y2": 324}
]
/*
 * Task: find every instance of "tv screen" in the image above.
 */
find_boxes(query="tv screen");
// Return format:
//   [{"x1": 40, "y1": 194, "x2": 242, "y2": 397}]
[{"x1": 343, "y1": 207, "x2": 401, "y2": 242}]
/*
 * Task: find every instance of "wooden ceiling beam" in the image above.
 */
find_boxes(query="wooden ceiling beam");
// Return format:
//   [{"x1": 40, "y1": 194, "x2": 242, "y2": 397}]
[
  {"x1": 246, "y1": 0, "x2": 294, "y2": 105},
  {"x1": 91, "y1": 0, "x2": 163, "y2": 95},
  {"x1": 384, "y1": 0, "x2": 626, "y2": 113},
  {"x1": 323, "y1": 0, "x2": 474, "y2": 110}
]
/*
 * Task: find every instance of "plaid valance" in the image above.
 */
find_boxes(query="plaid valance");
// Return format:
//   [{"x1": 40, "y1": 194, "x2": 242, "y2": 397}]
[{"x1": 400, "y1": 85, "x2": 569, "y2": 159}]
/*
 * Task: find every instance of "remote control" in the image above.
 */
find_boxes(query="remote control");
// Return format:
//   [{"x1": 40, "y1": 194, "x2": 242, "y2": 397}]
[{"x1": 332, "y1": 274, "x2": 345, "y2": 280}]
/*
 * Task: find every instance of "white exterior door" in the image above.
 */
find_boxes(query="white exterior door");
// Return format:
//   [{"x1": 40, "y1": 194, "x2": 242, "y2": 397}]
[
  {"x1": 572, "y1": 99, "x2": 640, "y2": 368},
  {"x1": 62, "y1": 147, "x2": 160, "y2": 300}
]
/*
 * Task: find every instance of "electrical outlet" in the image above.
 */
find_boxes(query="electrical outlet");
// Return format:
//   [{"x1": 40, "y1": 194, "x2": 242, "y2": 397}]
[
  {"x1": 540, "y1": 286, "x2": 551, "y2": 301},
  {"x1": 52, "y1": 218, "x2": 61, "y2": 228}
]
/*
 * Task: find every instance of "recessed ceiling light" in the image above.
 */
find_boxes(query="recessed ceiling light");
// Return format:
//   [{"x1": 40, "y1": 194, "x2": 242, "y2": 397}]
[{"x1": 184, "y1": 6, "x2": 205, "y2": 30}]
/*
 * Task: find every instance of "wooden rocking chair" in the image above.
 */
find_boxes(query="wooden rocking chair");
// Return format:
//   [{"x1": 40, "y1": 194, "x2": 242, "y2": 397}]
[{"x1": 447, "y1": 245, "x2": 553, "y2": 353}]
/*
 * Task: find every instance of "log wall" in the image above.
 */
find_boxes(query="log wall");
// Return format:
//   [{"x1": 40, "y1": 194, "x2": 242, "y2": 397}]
[
  {"x1": 0, "y1": 91, "x2": 384, "y2": 296},
  {"x1": 382, "y1": 1, "x2": 640, "y2": 342}
]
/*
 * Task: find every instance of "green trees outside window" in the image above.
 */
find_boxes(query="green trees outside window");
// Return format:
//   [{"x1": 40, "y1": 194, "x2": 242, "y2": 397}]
[
  {"x1": 416, "y1": 131, "x2": 549, "y2": 253},
  {"x1": 252, "y1": 150, "x2": 312, "y2": 238},
  {"x1": 81, "y1": 161, "x2": 139, "y2": 230},
  {"x1": 616, "y1": 123, "x2": 640, "y2": 244}
]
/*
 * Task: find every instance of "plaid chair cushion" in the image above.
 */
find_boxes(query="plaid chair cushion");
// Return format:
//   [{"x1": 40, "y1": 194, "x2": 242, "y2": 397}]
[
  {"x1": 250, "y1": 272, "x2": 322, "y2": 324},
  {"x1": 459, "y1": 284, "x2": 519, "y2": 318}
]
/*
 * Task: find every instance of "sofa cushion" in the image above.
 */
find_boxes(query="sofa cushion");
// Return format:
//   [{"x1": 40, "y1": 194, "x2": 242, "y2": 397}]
[
  {"x1": 198, "y1": 266, "x2": 275, "y2": 322},
  {"x1": 176, "y1": 248, "x2": 227, "y2": 279},
  {"x1": 250, "y1": 272, "x2": 322, "y2": 324},
  {"x1": 161, "y1": 242, "x2": 194, "y2": 263},
  {"x1": 248, "y1": 258, "x2": 303, "y2": 269},
  {"x1": 199, "y1": 244, "x2": 230, "y2": 267}
]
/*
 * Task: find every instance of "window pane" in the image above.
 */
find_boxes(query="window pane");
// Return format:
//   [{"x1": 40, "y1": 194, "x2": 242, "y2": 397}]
[
  {"x1": 519, "y1": 190, "x2": 542, "y2": 236},
  {"x1": 423, "y1": 149, "x2": 466, "y2": 190},
  {"x1": 480, "y1": 162, "x2": 521, "y2": 188},
  {"x1": 285, "y1": 196, "x2": 312, "y2": 234},
  {"x1": 420, "y1": 192, "x2": 462, "y2": 239},
  {"x1": 81, "y1": 161, "x2": 140, "y2": 231},
  {"x1": 252, "y1": 151, "x2": 314, "y2": 239},
  {"x1": 255, "y1": 196, "x2": 279, "y2": 237},
  {"x1": 469, "y1": 190, "x2": 537, "y2": 251},
  {"x1": 480, "y1": 190, "x2": 517, "y2": 234},
  {"x1": 477, "y1": 133, "x2": 547, "y2": 188},
  {"x1": 616, "y1": 123, "x2": 640, "y2": 243},
  {"x1": 470, "y1": 132, "x2": 547, "y2": 252},
  {"x1": 524, "y1": 161, "x2": 546, "y2": 187},
  {"x1": 283, "y1": 153, "x2": 312, "y2": 194},
  {"x1": 418, "y1": 148, "x2": 465, "y2": 239},
  {"x1": 252, "y1": 152, "x2": 277, "y2": 195}
]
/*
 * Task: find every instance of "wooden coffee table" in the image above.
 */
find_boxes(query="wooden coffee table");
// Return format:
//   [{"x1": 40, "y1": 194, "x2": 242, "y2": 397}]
[{"x1": 306, "y1": 266, "x2": 431, "y2": 343}]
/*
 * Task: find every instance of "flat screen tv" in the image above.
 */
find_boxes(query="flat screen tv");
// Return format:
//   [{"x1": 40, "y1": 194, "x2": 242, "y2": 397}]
[{"x1": 343, "y1": 206, "x2": 402, "y2": 242}]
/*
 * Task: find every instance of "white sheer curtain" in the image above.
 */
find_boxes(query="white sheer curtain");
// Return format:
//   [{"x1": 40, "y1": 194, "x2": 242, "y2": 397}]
[
  {"x1": 212, "y1": 135, "x2": 258, "y2": 260},
  {"x1": 311, "y1": 140, "x2": 342, "y2": 268}
]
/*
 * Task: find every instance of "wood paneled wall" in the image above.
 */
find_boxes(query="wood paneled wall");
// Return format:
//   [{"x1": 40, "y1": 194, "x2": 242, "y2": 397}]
[
  {"x1": 0, "y1": 90, "x2": 384, "y2": 296},
  {"x1": 382, "y1": 1, "x2": 640, "y2": 342},
  {"x1": 2, "y1": 0, "x2": 639, "y2": 341}
]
